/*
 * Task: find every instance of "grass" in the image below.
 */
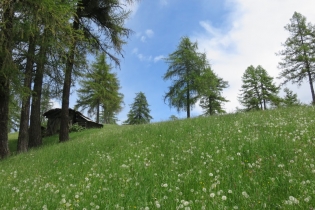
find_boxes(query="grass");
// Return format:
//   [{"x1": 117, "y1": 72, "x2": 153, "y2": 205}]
[{"x1": 1, "y1": 106, "x2": 315, "y2": 209}]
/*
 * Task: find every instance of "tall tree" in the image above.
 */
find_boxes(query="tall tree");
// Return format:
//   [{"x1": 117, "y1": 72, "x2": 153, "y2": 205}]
[
  {"x1": 0, "y1": 0, "x2": 16, "y2": 158},
  {"x1": 123, "y1": 92, "x2": 152, "y2": 125},
  {"x1": 17, "y1": 35, "x2": 36, "y2": 152},
  {"x1": 100, "y1": 107, "x2": 120, "y2": 124},
  {"x1": 28, "y1": 30, "x2": 49, "y2": 148},
  {"x1": 198, "y1": 67, "x2": 229, "y2": 115},
  {"x1": 277, "y1": 12, "x2": 315, "y2": 104},
  {"x1": 27, "y1": 0, "x2": 77, "y2": 148},
  {"x1": 163, "y1": 37, "x2": 208, "y2": 118},
  {"x1": 256, "y1": 65, "x2": 280, "y2": 109},
  {"x1": 59, "y1": 0, "x2": 138, "y2": 142},
  {"x1": 75, "y1": 53, "x2": 123, "y2": 124},
  {"x1": 239, "y1": 65, "x2": 279, "y2": 111}
]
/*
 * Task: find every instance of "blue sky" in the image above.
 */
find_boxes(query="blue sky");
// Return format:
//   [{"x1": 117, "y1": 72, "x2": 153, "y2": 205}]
[{"x1": 57, "y1": 0, "x2": 315, "y2": 124}]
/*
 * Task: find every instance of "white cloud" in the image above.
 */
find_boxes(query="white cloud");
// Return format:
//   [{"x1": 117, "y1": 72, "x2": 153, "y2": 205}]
[
  {"x1": 140, "y1": 36, "x2": 146, "y2": 42},
  {"x1": 154, "y1": 55, "x2": 165, "y2": 63},
  {"x1": 132, "y1": 48, "x2": 153, "y2": 62},
  {"x1": 193, "y1": 0, "x2": 315, "y2": 112},
  {"x1": 145, "y1": 29, "x2": 154, "y2": 38},
  {"x1": 139, "y1": 29, "x2": 154, "y2": 42}
]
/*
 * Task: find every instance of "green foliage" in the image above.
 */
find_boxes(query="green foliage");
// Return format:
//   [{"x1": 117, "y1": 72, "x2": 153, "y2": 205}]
[
  {"x1": 59, "y1": 0, "x2": 136, "y2": 142},
  {"x1": 124, "y1": 92, "x2": 153, "y2": 125},
  {"x1": 169, "y1": 115, "x2": 179, "y2": 121},
  {"x1": 75, "y1": 0, "x2": 137, "y2": 64},
  {"x1": 69, "y1": 123, "x2": 85, "y2": 133},
  {"x1": 277, "y1": 12, "x2": 315, "y2": 103},
  {"x1": 163, "y1": 37, "x2": 208, "y2": 118},
  {"x1": 198, "y1": 67, "x2": 229, "y2": 115},
  {"x1": 282, "y1": 88, "x2": 301, "y2": 107},
  {"x1": 239, "y1": 65, "x2": 279, "y2": 111},
  {"x1": 75, "y1": 53, "x2": 123, "y2": 124},
  {"x1": 2, "y1": 106, "x2": 315, "y2": 209}
]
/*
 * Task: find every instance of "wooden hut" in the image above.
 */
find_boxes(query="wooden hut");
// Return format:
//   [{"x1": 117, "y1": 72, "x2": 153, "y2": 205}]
[{"x1": 44, "y1": 108, "x2": 103, "y2": 136}]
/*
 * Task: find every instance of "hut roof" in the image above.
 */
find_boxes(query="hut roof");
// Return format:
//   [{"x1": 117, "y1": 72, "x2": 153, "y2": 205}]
[{"x1": 43, "y1": 108, "x2": 103, "y2": 128}]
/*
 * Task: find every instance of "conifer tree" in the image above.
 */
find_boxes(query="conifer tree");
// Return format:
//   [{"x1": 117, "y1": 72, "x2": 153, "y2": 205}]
[
  {"x1": 0, "y1": 0, "x2": 16, "y2": 158},
  {"x1": 124, "y1": 92, "x2": 152, "y2": 125},
  {"x1": 163, "y1": 37, "x2": 208, "y2": 118},
  {"x1": 282, "y1": 88, "x2": 301, "y2": 107},
  {"x1": 239, "y1": 65, "x2": 279, "y2": 111},
  {"x1": 59, "y1": 0, "x2": 138, "y2": 142},
  {"x1": 198, "y1": 67, "x2": 229, "y2": 115},
  {"x1": 75, "y1": 53, "x2": 123, "y2": 124},
  {"x1": 277, "y1": 12, "x2": 315, "y2": 104}
]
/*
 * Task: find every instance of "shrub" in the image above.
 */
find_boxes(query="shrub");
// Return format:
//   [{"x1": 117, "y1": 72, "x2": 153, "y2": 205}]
[{"x1": 69, "y1": 123, "x2": 85, "y2": 132}]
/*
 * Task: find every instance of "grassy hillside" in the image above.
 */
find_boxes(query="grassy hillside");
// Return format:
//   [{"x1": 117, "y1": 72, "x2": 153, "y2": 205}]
[{"x1": 1, "y1": 106, "x2": 315, "y2": 209}]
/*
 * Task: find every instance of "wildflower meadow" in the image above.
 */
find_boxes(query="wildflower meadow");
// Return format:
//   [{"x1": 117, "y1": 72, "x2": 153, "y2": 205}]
[{"x1": 1, "y1": 106, "x2": 315, "y2": 209}]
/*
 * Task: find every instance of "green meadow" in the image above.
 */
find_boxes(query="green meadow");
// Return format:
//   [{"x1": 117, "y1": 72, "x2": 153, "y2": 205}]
[{"x1": 1, "y1": 106, "x2": 315, "y2": 209}]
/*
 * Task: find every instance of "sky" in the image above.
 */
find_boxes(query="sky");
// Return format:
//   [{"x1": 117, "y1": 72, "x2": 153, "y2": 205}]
[{"x1": 55, "y1": 0, "x2": 315, "y2": 124}]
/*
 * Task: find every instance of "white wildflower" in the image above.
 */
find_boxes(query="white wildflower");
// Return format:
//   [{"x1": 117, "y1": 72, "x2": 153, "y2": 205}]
[
  {"x1": 161, "y1": 183, "x2": 168, "y2": 188},
  {"x1": 242, "y1": 191, "x2": 249, "y2": 198},
  {"x1": 289, "y1": 196, "x2": 299, "y2": 204},
  {"x1": 304, "y1": 196, "x2": 311, "y2": 203}
]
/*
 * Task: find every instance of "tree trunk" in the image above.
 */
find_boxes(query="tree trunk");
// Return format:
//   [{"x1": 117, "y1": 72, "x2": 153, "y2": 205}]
[
  {"x1": 186, "y1": 84, "x2": 190, "y2": 118},
  {"x1": 299, "y1": 30, "x2": 315, "y2": 104},
  {"x1": 0, "y1": 79, "x2": 10, "y2": 159},
  {"x1": 307, "y1": 70, "x2": 315, "y2": 105},
  {"x1": 29, "y1": 43, "x2": 46, "y2": 148},
  {"x1": 0, "y1": 86, "x2": 9, "y2": 152},
  {"x1": 17, "y1": 36, "x2": 36, "y2": 152},
  {"x1": 209, "y1": 96, "x2": 213, "y2": 115},
  {"x1": 0, "y1": 2, "x2": 14, "y2": 159},
  {"x1": 261, "y1": 85, "x2": 266, "y2": 110},
  {"x1": 96, "y1": 100, "x2": 100, "y2": 124},
  {"x1": 59, "y1": 20, "x2": 79, "y2": 142}
]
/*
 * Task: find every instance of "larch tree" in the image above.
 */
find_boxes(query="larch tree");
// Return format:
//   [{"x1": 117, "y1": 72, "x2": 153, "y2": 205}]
[
  {"x1": 59, "y1": 0, "x2": 139, "y2": 142},
  {"x1": 282, "y1": 88, "x2": 301, "y2": 107},
  {"x1": 239, "y1": 65, "x2": 279, "y2": 111},
  {"x1": 75, "y1": 53, "x2": 123, "y2": 124},
  {"x1": 256, "y1": 65, "x2": 280, "y2": 109},
  {"x1": 0, "y1": 0, "x2": 17, "y2": 158},
  {"x1": 123, "y1": 92, "x2": 152, "y2": 125},
  {"x1": 198, "y1": 67, "x2": 229, "y2": 115},
  {"x1": 18, "y1": 0, "x2": 76, "y2": 151},
  {"x1": 16, "y1": 0, "x2": 62, "y2": 152},
  {"x1": 277, "y1": 12, "x2": 315, "y2": 104},
  {"x1": 17, "y1": 34, "x2": 36, "y2": 152},
  {"x1": 163, "y1": 37, "x2": 208, "y2": 118}
]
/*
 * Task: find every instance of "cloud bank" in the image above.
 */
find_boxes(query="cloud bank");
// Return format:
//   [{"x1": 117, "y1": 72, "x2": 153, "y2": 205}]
[{"x1": 193, "y1": 0, "x2": 315, "y2": 112}]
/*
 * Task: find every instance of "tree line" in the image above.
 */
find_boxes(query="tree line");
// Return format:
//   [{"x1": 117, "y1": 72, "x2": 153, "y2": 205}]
[
  {"x1": 1, "y1": 7, "x2": 314, "y2": 158},
  {"x1": 0, "y1": 0, "x2": 138, "y2": 158},
  {"x1": 122, "y1": 37, "x2": 230, "y2": 125},
  {"x1": 124, "y1": 11, "x2": 314, "y2": 124}
]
